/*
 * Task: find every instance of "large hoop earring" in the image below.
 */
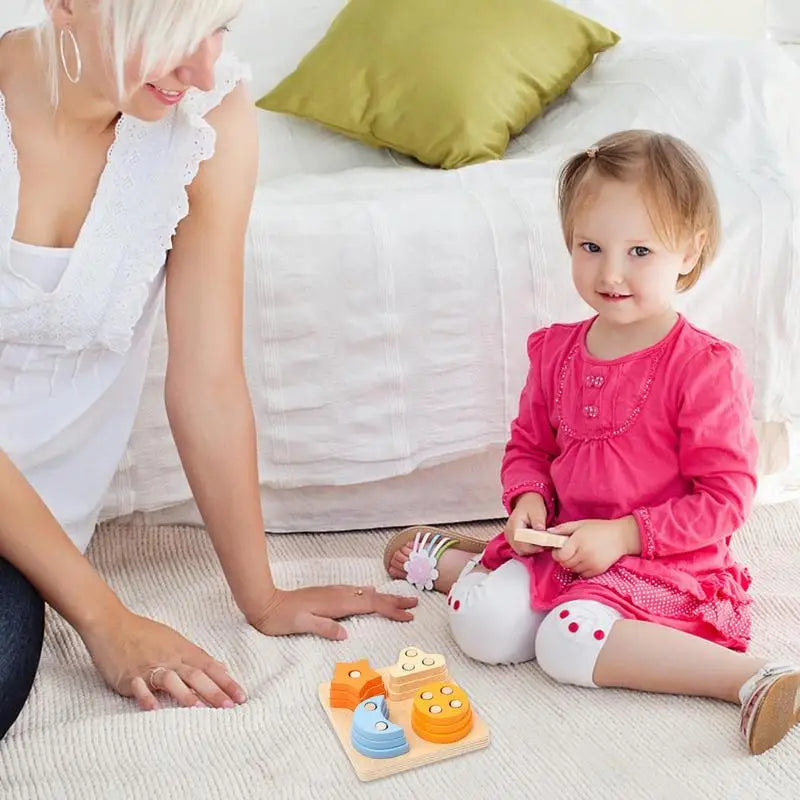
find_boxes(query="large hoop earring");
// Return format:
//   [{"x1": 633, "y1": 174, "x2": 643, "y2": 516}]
[{"x1": 59, "y1": 27, "x2": 82, "y2": 84}]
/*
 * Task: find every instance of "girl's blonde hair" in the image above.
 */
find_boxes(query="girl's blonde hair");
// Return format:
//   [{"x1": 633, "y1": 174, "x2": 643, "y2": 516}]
[
  {"x1": 36, "y1": 0, "x2": 242, "y2": 105},
  {"x1": 557, "y1": 130, "x2": 720, "y2": 291}
]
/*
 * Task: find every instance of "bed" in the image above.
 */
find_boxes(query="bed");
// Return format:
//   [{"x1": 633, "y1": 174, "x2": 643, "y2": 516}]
[{"x1": 10, "y1": 1, "x2": 797, "y2": 532}]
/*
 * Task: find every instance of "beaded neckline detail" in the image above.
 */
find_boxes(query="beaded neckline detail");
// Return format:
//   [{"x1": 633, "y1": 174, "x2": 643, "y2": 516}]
[{"x1": 555, "y1": 342, "x2": 666, "y2": 441}]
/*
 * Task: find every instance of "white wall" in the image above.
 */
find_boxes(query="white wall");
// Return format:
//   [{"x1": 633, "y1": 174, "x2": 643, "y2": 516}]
[
  {"x1": 657, "y1": 0, "x2": 766, "y2": 37},
  {"x1": 0, "y1": 1, "x2": 773, "y2": 40},
  {"x1": 0, "y1": 0, "x2": 42, "y2": 30},
  {"x1": 4, "y1": 1, "x2": 793, "y2": 51}
]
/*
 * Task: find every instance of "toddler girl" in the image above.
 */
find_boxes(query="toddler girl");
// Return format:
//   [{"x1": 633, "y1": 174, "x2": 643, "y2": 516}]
[{"x1": 383, "y1": 130, "x2": 800, "y2": 756}]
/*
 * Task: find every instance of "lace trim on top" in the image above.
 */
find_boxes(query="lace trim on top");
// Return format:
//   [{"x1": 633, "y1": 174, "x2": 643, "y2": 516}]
[
  {"x1": 97, "y1": 54, "x2": 252, "y2": 353},
  {"x1": 0, "y1": 53, "x2": 251, "y2": 354},
  {"x1": 0, "y1": 89, "x2": 19, "y2": 280}
]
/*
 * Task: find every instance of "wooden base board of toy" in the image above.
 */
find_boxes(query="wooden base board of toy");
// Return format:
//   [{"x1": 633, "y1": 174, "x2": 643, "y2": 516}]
[{"x1": 318, "y1": 662, "x2": 490, "y2": 781}]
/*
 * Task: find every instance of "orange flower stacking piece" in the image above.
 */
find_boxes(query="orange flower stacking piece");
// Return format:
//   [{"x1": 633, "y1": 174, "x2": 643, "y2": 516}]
[
  {"x1": 411, "y1": 681, "x2": 473, "y2": 744},
  {"x1": 329, "y1": 659, "x2": 386, "y2": 710}
]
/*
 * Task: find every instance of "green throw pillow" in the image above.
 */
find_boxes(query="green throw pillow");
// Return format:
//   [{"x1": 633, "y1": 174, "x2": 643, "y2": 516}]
[{"x1": 256, "y1": 0, "x2": 620, "y2": 169}]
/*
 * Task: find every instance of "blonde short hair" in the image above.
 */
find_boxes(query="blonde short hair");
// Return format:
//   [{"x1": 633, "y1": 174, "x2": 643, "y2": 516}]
[
  {"x1": 557, "y1": 130, "x2": 720, "y2": 292},
  {"x1": 37, "y1": 0, "x2": 243, "y2": 105}
]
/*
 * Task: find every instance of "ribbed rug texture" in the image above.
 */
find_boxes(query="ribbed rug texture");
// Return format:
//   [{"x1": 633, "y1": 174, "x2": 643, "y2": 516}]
[{"x1": 2, "y1": 504, "x2": 800, "y2": 799}]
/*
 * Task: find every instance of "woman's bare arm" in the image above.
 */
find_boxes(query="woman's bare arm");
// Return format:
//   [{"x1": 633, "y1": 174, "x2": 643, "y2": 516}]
[
  {"x1": 0, "y1": 448, "x2": 246, "y2": 709},
  {"x1": 0, "y1": 449, "x2": 125, "y2": 636},
  {"x1": 164, "y1": 84, "x2": 419, "y2": 637},
  {"x1": 163, "y1": 82, "x2": 274, "y2": 624}
]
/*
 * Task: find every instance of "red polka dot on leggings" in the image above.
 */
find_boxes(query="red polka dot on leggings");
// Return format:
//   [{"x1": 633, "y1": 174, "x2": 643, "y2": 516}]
[
  {"x1": 594, "y1": 629, "x2": 605, "y2": 641},
  {"x1": 447, "y1": 594, "x2": 452, "y2": 606},
  {"x1": 453, "y1": 600, "x2": 461, "y2": 611},
  {"x1": 568, "y1": 622, "x2": 579, "y2": 633},
  {"x1": 559, "y1": 609, "x2": 570, "y2": 619}
]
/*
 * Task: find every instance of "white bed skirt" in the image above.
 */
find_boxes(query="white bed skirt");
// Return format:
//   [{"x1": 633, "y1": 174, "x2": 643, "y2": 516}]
[{"x1": 109, "y1": 421, "x2": 799, "y2": 533}]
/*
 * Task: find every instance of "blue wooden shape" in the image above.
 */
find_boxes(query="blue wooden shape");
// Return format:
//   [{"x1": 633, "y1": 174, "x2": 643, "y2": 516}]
[{"x1": 350, "y1": 695, "x2": 410, "y2": 759}]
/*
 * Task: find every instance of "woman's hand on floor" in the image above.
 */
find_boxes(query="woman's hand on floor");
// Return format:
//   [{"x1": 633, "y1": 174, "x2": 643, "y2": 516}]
[
  {"x1": 248, "y1": 586, "x2": 419, "y2": 641},
  {"x1": 81, "y1": 609, "x2": 246, "y2": 712}
]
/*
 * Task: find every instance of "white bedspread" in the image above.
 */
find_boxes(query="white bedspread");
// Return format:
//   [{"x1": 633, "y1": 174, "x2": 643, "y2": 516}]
[{"x1": 103, "y1": 37, "x2": 800, "y2": 521}]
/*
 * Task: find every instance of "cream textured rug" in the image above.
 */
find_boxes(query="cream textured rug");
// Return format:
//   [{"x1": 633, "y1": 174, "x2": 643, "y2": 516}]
[{"x1": 3, "y1": 504, "x2": 800, "y2": 799}]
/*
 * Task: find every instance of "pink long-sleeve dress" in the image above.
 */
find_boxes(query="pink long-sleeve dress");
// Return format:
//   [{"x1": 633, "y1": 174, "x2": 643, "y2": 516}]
[{"x1": 481, "y1": 315, "x2": 759, "y2": 651}]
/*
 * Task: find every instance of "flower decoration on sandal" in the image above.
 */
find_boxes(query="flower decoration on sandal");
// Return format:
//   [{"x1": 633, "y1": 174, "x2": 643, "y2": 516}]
[{"x1": 404, "y1": 530, "x2": 458, "y2": 591}]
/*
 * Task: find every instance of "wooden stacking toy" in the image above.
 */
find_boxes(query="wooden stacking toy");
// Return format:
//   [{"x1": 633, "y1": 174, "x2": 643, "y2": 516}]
[{"x1": 318, "y1": 646, "x2": 490, "y2": 781}]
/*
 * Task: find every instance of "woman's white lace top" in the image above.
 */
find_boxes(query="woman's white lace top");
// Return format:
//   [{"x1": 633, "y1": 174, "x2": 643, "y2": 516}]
[{"x1": 0, "y1": 49, "x2": 250, "y2": 553}]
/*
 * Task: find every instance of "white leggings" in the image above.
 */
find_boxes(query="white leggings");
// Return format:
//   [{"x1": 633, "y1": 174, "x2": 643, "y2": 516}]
[{"x1": 447, "y1": 558, "x2": 622, "y2": 687}]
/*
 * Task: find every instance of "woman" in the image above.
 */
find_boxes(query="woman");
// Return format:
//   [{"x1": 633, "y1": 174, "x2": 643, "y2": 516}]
[{"x1": 0, "y1": 0, "x2": 417, "y2": 740}]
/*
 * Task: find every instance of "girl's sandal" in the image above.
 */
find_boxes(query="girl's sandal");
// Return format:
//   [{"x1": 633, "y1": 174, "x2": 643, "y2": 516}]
[
  {"x1": 383, "y1": 525, "x2": 488, "y2": 591},
  {"x1": 740, "y1": 663, "x2": 800, "y2": 755}
]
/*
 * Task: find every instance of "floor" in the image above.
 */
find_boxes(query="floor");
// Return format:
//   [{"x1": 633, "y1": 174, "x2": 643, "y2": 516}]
[{"x1": 3, "y1": 504, "x2": 800, "y2": 799}]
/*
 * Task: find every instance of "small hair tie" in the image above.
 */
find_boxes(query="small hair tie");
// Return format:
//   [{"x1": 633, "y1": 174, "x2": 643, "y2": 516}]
[{"x1": 586, "y1": 146, "x2": 599, "y2": 159}]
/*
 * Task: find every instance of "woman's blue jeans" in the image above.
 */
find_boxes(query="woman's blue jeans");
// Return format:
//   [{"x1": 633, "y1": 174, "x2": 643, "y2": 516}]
[{"x1": 0, "y1": 557, "x2": 44, "y2": 741}]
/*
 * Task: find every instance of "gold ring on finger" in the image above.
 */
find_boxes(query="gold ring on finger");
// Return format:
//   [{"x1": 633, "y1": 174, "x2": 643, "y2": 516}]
[{"x1": 147, "y1": 666, "x2": 167, "y2": 692}]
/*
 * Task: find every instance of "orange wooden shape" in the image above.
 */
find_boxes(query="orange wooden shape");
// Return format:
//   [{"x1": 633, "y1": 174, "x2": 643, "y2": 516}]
[
  {"x1": 329, "y1": 659, "x2": 386, "y2": 710},
  {"x1": 411, "y1": 681, "x2": 473, "y2": 744}
]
